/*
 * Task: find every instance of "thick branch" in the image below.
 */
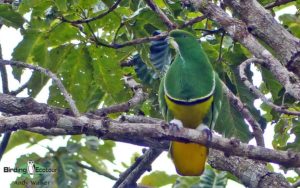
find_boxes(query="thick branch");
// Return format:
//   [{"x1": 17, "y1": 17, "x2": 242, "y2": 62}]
[
  {"x1": 224, "y1": 0, "x2": 300, "y2": 76},
  {"x1": 209, "y1": 149, "x2": 291, "y2": 188},
  {"x1": 188, "y1": 0, "x2": 300, "y2": 101},
  {"x1": 1, "y1": 114, "x2": 300, "y2": 168},
  {"x1": 0, "y1": 59, "x2": 80, "y2": 116},
  {"x1": 0, "y1": 93, "x2": 71, "y2": 115},
  {"x1": 239, "y1": 58, "x2": 300, "y2": 116}
]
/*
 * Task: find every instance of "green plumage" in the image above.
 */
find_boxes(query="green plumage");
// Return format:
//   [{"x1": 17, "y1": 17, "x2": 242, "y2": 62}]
[
  {"x1": 159, "y1": 30, "x2": 222, "y2": 128},
  {"x1": 158, "y1": 30, "x2": 223, "y2": 176}
]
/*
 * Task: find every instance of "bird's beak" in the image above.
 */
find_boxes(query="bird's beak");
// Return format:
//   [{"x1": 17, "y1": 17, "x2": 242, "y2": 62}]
[{"x1": 168, "y1": 37, "x2": 179, "y2": 51}]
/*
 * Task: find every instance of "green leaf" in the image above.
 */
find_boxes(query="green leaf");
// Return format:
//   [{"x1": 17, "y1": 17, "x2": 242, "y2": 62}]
[
  {"x1": 140, "y1": 171, "x2": 178, "y2": 187},
  {"x1": 261, "y1": 67, "x2": 283, "y2": 101},
  {"x1": 54, "y1": 0, "x2": 68, "y2": 12},
  {"x1": 48, "y1": 23, "x2": 80, "y2": 47},
  {"x1": 48, "y1": 45, "x2": 104, "y2": 112},
  {"x1": 88, "y1": 46, "x2": 130, "y2": 104},
  {"x1": 173, "y1": 176, "x2": 201, "y2": 188},
  {"x1": 215, "y1": 91, "x2": 252, "y2": 142},
  {"x1": 55, "y1": 147, "x2": 87, "y2": 188},
  {"x1": 4, "y1": 131, "x2": 47, "y2": 154},
  {"x1": 0, "y1": 4, "x2": 24, "y2": 28},
  {"x1": 12, "y1": 30, "x2": 43, "y2": 81},
  {"x1": 193, "y1": 168, "x2": 228, "y2": 188},
  {"x1": 272, "y1": 119, "x2": 291, "y2": 150}
]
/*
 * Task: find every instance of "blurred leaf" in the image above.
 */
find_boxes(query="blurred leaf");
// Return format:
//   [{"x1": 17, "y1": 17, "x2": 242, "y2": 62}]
[
  {"x1": 140, "y1": 171, "x2": 178, "y2": 187},
  {"x1": 261, "y1": 67, "x2": 283, "y2": 101},
  {"x1": 193, "y1": 168, "x2": 227, "y2": 188},
  {"x1": 12, "y1": 30, "x2": 43, "y2": 81},
  {"x1": 173, "y1": 168, "x2": 227, "y2": 188},
  {"x1": 55, "y1": 147, "x2": 87, "y2": 188},
  {"x1": 273, "y1": 119, "x2": 291, "y2": 150},
  {"x1": 173, "y1": 176, "x2": 201, "y2": 188},
  {"x1": 4, "y1": 131, "x2": 47, "y2": 154},
  {"x1": 0, "y1": 4, "x2": 24, "y2": 28}
]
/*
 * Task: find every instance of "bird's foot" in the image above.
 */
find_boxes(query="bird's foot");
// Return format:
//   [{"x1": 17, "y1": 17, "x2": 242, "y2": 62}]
[
  {"x1": 196, "y1": 124, "x2": 212, "y2": 144},
  {"x1": 169, "y1": 119, "x2": 184, "y2": 132}
]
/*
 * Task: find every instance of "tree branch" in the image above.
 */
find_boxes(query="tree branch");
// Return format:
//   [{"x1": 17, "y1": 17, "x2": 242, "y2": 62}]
[
  {"x1": 0, "y1": 59, "x2": 80, "y2": 116},
  {"x1": 113, "y1": 148, "x2": 162, "y2": 188},
  {"x1": 188, "y1": 0, "x2": 300, "y2": 101},
  {"x1": 61, "y1": 0, "x2": 122, "y2": 24},
  {"x1": 0, "y1": 93, "x2": 71, "y2": 115},
  {"x1": 144, "y1": 0, "x2": 177, "y2": 29},
  {"x1": 0, "y1": 45, "x2": 12, "y2": 162},
  {"x1": 265, "y1": 0, "x2": 296, "y2": 9},
  {"x1": 209, "y1": 149, "x2": 291, "y2": 188},
  {"x1": 93, "y1": 76, "x2": 147, "y2": 116},
  {"x1": 76, "y1": 162, "x2": 118, "y2": 180},
  {"x1": 1, "y1": 114, "x2": 300, "y2": 168},
  {"x1": 9, "y1": 81, "x2": 29, "y2": 96},
  {"x1": 179, "y1": 15, "x2": 206, "y2": 28},
  {"x1": 0, "y1": 93, "x2": 293, "y2": 187},
  {"x1": 222, "y1": 82, "x2": 265, "y2": 147},
  {"x1": 223, "y1": 0, "x2": 300, "y2": 76},
  {"x1": 239, "y1": 58, "x2": 300, "y2": 116}
]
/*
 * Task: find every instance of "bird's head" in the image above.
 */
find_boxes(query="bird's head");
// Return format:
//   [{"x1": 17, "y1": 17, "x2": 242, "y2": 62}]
[{"x1": 169, "y1": 29, "x2": 198, "y2": 51}]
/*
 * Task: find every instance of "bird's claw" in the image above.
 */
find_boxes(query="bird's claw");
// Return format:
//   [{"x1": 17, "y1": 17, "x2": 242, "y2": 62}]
[
  {"x1": 169, "y1": 119, "x2": 184, "y2": 132},
  {"x1": 196, "y1": 124, "x2": 212, "y2": 144}
]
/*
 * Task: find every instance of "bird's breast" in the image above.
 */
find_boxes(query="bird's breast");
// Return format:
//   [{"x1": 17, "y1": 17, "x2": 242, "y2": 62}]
[{"x1": 165, "y1": 95, "x2": 213, "y2": 129}]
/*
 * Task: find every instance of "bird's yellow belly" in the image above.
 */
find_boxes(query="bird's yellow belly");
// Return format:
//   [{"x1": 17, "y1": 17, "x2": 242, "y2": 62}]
[{"x1": 165, "y1": 96, "x2": 213, "y2": 128}]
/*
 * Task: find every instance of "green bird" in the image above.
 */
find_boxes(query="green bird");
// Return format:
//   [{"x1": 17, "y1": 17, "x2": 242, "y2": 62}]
[{"x1": 159, "y1": 30, "x2": 223, "y2": 176}]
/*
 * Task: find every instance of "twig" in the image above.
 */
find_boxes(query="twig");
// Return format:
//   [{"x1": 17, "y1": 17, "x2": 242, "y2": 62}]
[
  {"x1": 239, "y1": 58, "x2": 300, "y2": 116},
  {"x1": 9, "y1": 81, "x2": 29, "y2": 96},
  {"x1": 0, "y1": 132, "x2": 11, "y2": 161},
  {"x1": 93, "y1": 76, "x2": 147, "y2": 116},
  {"x1": 179, "y1": 15, "x2": 206, "y2": 28},
  {"x1": 0, "y1": 59, "x2": 80, "y2": 117},
  {"x1": 0, "y1": 65, "x2": 9, "y2": 94},
  {"x1": 111, "y1": 32, "x2": 168, "y2": 48},
  {"x1": 218, "y1": 29, "x2": 225, "y2": 61},
  {"x1": 0, "y1": 46, "x2": 11, "y2": 162},
  {"x1": 113, "y1": 148, "x2": 162, "y2": 188},
  {"x1": 0, "y1": 47, "x2": 8, "y2": 94},
  {"x1": 144, "y1": 0, "x2": 177, "y2": 29},
  {"x1": 2, "y1": 114, "x2": 300, "y2": 167},
  {"x1": 265, "y1": 0, "x2": 296, "y2": 9},
  {"x1": 61, "y1": 0, "x2": 122, "y2": 24},
  {"x1": 76, "y1": 162, "x2": 118, "y2": 180},
  {"x1": 113, "y1": 22, "x2": 125, "y2": 44},
  {"x1": 222, "y1": 82, "x2": 265, "y2": 147}
]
